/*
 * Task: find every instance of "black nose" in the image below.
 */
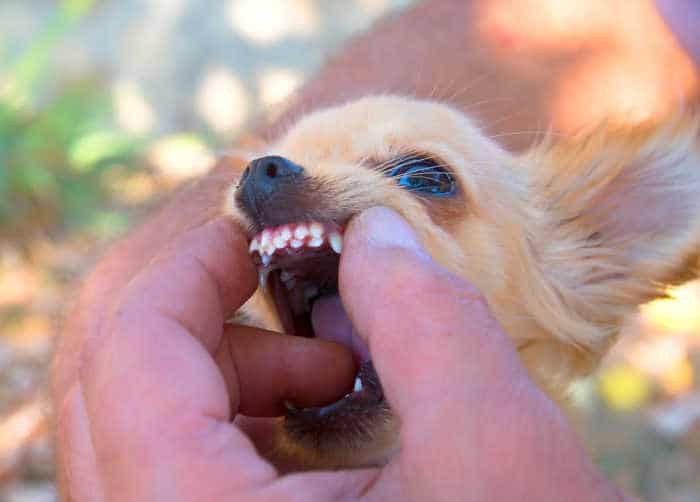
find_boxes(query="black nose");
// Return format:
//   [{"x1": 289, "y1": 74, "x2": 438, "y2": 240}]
[
  {"x1": 236, "y1": 155, "x2": 306, "y2": 228},
  {"x1": 239, "y1": 155, "x2": 304, "y2": 196}
]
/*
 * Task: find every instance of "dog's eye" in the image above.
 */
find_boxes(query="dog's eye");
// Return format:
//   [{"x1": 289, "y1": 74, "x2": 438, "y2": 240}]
[{"x1": 389, "y1": 157, "x2": 455, "y2": 196}]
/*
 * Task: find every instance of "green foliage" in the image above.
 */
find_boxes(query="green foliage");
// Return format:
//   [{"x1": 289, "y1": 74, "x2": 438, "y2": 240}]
[{"x1": 0, "y1": 0, "x2": 144, "y2": 243}]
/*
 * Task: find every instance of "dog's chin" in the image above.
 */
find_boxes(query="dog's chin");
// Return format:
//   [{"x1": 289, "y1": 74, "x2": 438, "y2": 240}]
[{"x1": 248, "y1": 220, "x2": 398, "y2": 469}]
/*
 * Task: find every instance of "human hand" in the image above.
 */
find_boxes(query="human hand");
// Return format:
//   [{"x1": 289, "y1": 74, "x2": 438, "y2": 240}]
[
  {"x1": 53, "y1": 207, "x2": 626, "y2": 501},
  {"x1": 52, "y1": 217, "x2": 359, "y2": 500}
]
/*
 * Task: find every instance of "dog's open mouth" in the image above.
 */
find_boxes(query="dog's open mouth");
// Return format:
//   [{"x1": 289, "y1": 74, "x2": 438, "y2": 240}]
[{"x1": 248, "y1": 221, "x2": 385, "y2": 425}]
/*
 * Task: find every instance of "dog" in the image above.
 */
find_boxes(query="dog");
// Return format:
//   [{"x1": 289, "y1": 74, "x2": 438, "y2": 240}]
[{"x1": 225, "y1": 95, "x2": 700, "y2": 469}]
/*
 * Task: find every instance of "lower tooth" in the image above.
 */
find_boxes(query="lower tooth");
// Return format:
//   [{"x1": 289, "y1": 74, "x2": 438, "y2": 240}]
[
  {"x1": 259, "y1": 267, "x2": 271, "y2": 290},
  {"x1": 353, "y1": 377, "x2": 363, "y2": 392},
  {"x1": 329, "y1": 232, "x2": 343, "y2": 254},
  {"x1": 261, "y1": 254, "x2": 271, "y2": 266}
]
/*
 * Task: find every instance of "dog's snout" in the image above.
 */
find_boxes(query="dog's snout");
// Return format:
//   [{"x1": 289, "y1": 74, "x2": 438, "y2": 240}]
[{"x1": 236, "y1": 155, "x2": 310, "y2": 229}]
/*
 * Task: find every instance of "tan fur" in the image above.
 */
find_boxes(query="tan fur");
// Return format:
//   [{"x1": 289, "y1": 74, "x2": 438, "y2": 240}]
[{"x1": 225, "y1": 96, "x2": 700, "y2": 468}]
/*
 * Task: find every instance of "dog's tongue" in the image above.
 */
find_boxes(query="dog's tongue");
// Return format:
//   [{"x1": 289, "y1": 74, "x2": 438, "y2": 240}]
[{"x1": 311, "y1": 294, "x2": 370, "y2": 363}]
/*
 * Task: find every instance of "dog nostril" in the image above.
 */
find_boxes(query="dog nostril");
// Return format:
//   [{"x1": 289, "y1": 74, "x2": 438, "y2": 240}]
[
  {"x1": 265, "y1": 161, "x2": 278, "y2": 178},
  {"x1": 238, "y1": 155, "x2": 305, "y2": 202},
  {"x1": 249, "y1": 155, "x2": 304, "y2": 181}
]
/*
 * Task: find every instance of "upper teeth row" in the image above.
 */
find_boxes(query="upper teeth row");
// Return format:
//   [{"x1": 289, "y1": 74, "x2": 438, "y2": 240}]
[{"x1": 249, "y1": 222, "x2": 343, "y2": 261}]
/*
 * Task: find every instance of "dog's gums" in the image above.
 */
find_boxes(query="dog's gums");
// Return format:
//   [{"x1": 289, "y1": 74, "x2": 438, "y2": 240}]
[{"x1": 226, "y1": 95, "x2": 700, "y2": 470}]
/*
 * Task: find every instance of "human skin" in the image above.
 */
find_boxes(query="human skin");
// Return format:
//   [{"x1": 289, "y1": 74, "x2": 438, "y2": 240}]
[
  {"x1": 52, "y1": 0, "x2": 696, "y2": 499},
  {"x1": 56, "y1": 207, "x2": 626, "y2": 501}
]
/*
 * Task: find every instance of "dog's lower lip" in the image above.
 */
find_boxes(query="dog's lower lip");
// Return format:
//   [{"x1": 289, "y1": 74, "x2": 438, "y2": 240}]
[{"x1": 284, "y1": 360, "x2": 384, "y2": 418}]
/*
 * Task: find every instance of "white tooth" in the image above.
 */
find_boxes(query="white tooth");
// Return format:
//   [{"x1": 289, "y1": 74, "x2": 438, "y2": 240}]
[
  {"x1": 280, "y1": 270, "x2": 292, "y2": 282},
  {"x1": 294, "y1": 225, "x2": 309, "y2": 240},
  {"x1": 353, "y1": 377, "x2": 363, "y2": 393},
  {"x1": 290, "y1": 239, "x2": 303, "y2": 248},
  {"x1": 264, "y1": 243, "x2": 276, "y2": 256},
  {"x1": 308, "y1": 237, "x2": 323, "y2": 248},
  {"x1": 309, "y1": 222, "x2": 323, "y2": 238},
  {"x1": 260, "y1": 230, "x2": 271, "y2": 247},
  {"x1": 284, "y1": 278, "x2": 296, "y2": 290},
  {"x1": 280, "y1": 227, "x2": 292, "y2": 241},
  {"x1": 261, "y1": 253, "x2": 271, "y2": 266},
  {"x1": 273, "y1": 235, "x2": 286, "y2": 249},
  {"x1": 258, "y1": 267, "x2": 271, "y2": 289},
  {"x1": 249, "y1": 239, "x2": 259, "y2": 253},
  {"x1": 329, "y1": 232, "x2": 343, "y2": 254}
]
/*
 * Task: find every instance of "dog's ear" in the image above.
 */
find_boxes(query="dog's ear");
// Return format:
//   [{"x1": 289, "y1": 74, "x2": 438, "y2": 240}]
[{"x1": 523, "y1": 119, "x2": 700, "y2": 368}]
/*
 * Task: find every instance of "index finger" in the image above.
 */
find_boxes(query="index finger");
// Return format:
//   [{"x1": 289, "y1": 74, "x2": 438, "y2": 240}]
[{"x1": 114, "y1": 216, "x2": 257, "y2": 354}]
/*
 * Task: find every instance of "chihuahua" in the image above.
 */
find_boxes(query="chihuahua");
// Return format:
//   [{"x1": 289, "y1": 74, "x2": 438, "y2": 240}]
[{"x1": 225, "y1": 96, "x2": 700, "y2": 469}]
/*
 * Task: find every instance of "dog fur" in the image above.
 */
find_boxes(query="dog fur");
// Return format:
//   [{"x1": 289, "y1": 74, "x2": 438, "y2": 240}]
[{"x1": 225, "y1": 95, "x2": 700, "y2": 469}]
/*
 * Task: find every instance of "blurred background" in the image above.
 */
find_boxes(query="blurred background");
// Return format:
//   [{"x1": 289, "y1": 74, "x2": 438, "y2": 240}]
[{"x1": 0, "y1": 1, "x2": 698, "y2": 500}]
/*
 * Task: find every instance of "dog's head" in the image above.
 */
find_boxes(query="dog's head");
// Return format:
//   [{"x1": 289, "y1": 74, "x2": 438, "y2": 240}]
[{"x1": 225, "y1": 96, "x2": 700, "y2": 468}]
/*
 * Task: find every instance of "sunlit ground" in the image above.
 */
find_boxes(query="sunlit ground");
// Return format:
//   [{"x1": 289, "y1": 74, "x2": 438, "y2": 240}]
[{"x1": 0, "y1": 0, "x2": 699, "y2": 500}]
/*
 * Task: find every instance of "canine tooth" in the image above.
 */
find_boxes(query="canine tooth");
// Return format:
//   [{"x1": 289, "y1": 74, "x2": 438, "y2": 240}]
[
  {"x1": 290, "y1": 239, "x2": 303, "y2": 248},
  {"x1": 273, "y1": 235, "x2": 286, "y2": 249},
  {"x1": 294, "y1": 225, "x2": 309, "y2": 239},
  {"x1": 258, "y1": 268, "x2": 271, "y2": 289},
  {"x1": 284, "y1": 278, "x2": 296, "y2": 290},
  {"x1": 309, "y1": 222, "x2": 323, "y2": 238},
  {"x1": 280, "y1": 227, "x2": 292, "y2": 241},
  {"x1": 308, "y1": 237, "x2": 323, "y2": 248},
  {"x1": 249, "y1": 239, "x2": 259, "y2": 253},
  {"x1": 329, "y1": 232, "x2": 343, "y2": 254},
  {"x1": 353, "y1": 377, "x2": 363, "y2": 393},
  {"x1": 280, "y1": 270, "x2": 293, "y2": 282},
  {"x1": 261, "y1": 253, "x2": 271, "y2": 266}
]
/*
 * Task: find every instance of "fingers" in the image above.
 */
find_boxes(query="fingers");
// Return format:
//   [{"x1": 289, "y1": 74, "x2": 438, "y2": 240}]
[
  {"x1": 115, "y1": 217, "x2": 257, "y2": 354},
  {"x1": 338, "y1": 207, "x2": 532, "y2": 435},
  {"x1": 81, "y1": 218, "x2": 278, "y2": 499},
  {"x1": 216, "y1": 325, "x2": 356, "y2": 416}
]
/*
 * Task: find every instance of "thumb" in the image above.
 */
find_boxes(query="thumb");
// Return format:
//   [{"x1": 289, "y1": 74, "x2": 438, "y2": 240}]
[
  {"x1": 338, "y1": 208, "x2": 623, "y2": 502},
  {"x1": 338, "y1": 207, "x2": 529, "y2": 433}
]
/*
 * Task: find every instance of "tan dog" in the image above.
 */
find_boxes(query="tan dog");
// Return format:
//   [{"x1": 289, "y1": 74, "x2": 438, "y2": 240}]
[{"x1": 225, "y1": 96, "x2": 700, "y2": 469}]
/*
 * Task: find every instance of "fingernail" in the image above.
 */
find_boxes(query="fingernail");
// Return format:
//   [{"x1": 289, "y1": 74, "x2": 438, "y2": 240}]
[{"x1": 354, "y1": 207, "x2": 425, "y2": 252}]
